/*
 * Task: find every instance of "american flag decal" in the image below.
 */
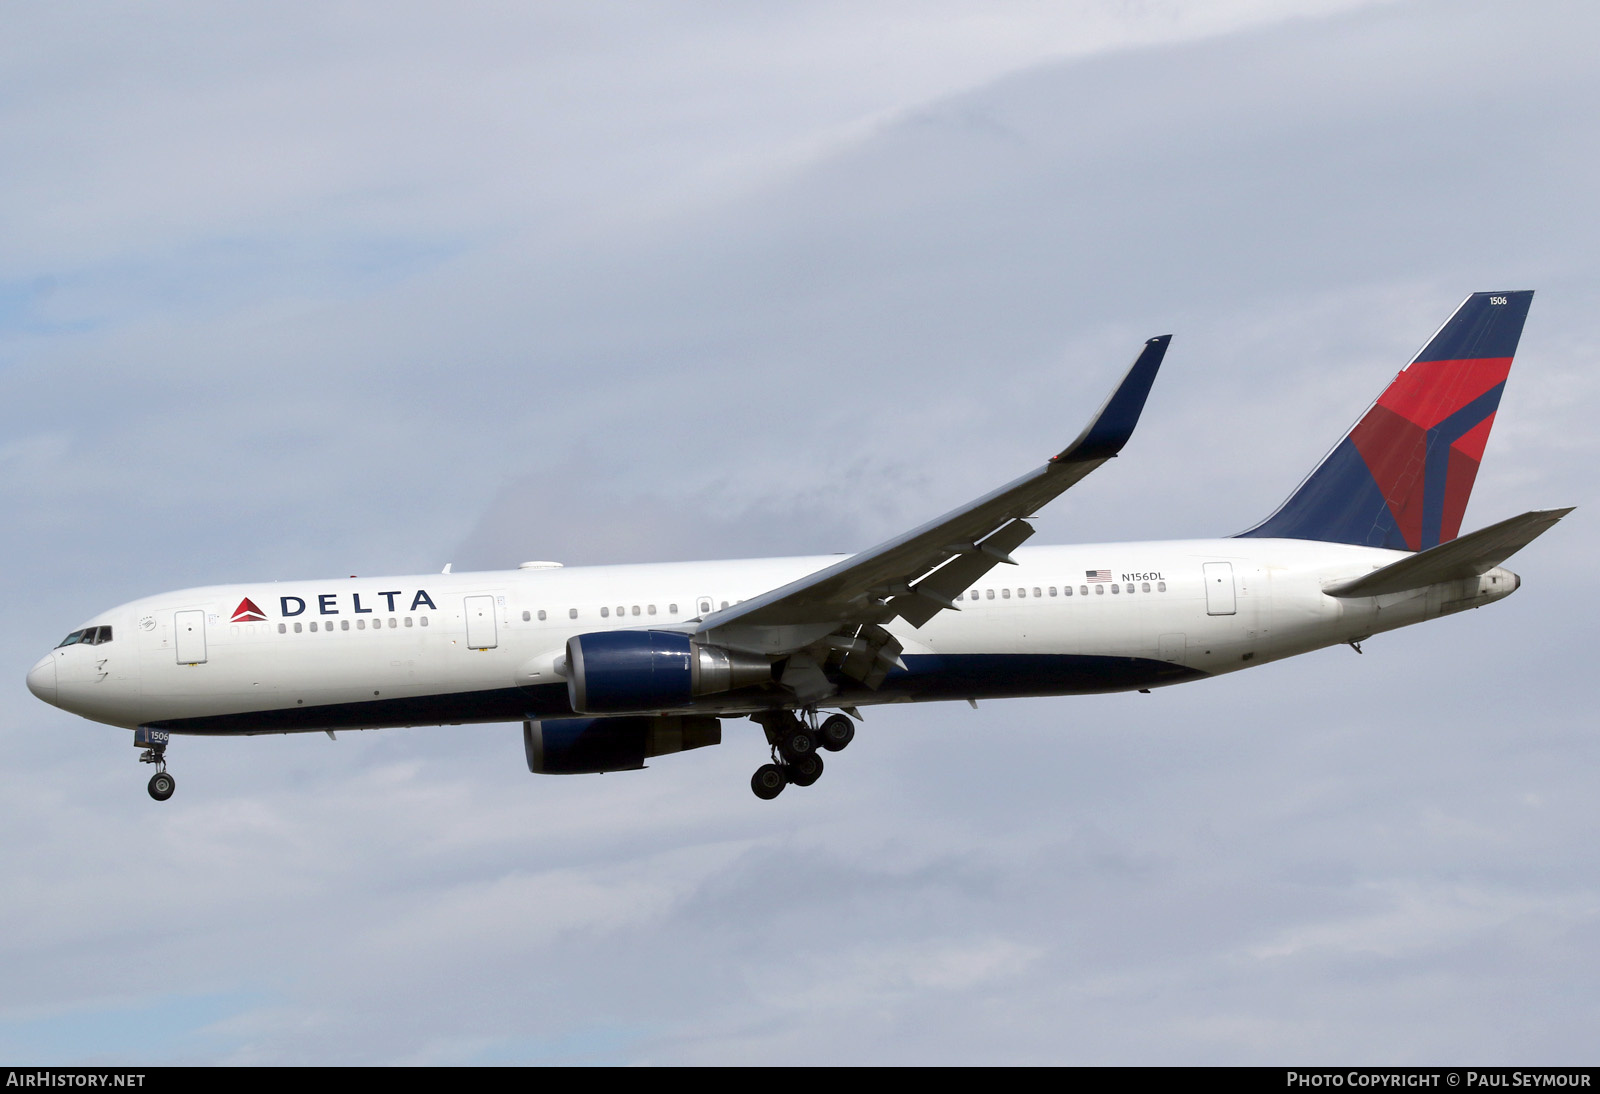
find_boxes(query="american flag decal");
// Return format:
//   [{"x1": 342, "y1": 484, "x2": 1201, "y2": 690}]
[{"x1": 1085, "y1": 569, "x2": 1111, "y2": 582}]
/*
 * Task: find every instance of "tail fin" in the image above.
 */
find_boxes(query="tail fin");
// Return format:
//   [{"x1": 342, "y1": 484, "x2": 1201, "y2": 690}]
[{"x1": 1236, "y1": 290, "x2": 1533, "y2": 551}]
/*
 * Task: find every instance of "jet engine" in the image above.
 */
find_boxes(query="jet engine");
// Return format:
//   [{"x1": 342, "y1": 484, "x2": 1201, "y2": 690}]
[
  {"x1": 565, "y1": 630, "x2": 773, "y2": 714},
  {"x1": 523, "y1": 714, "x2": 722, "y2": 774}
]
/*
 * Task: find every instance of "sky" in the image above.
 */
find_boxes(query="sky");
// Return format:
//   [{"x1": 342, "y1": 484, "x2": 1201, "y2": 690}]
[{"x1": 2, "y1": 0, "x2": 1596, "y2": 1065}]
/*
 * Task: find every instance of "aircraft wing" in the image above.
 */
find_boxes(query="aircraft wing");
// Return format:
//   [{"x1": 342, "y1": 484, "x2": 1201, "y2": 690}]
[{"x1": 694, "y1": 336, "x2": 1170, "y2": 664}]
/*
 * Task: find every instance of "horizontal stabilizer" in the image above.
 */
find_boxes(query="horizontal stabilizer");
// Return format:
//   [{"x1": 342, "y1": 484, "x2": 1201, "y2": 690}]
[{"x1": 1324, "y1": 507, "x2": 1573, "y2": 598}]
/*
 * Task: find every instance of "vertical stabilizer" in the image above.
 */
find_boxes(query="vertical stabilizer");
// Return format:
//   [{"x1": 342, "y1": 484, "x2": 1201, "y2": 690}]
[{"x1": 1237, "y1": 291, "x2": 1533, "y2": 551}]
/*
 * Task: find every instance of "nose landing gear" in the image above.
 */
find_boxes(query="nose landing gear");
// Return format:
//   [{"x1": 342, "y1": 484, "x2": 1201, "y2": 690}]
[
  {"x1": 748, "y1": 709, "x2": 856, "y2": 799},
  {"x1": 135, "y1": 726, "x2": 175, "y2": 801}
]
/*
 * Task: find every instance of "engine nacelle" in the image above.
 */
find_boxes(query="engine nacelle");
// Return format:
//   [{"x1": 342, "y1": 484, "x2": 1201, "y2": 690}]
[
  {"x1": 523, "y1": 714, "x2": 722, "y2": 774},
  {"x1": 565, "y1": 630, "x2": 771, "y2": 714}
]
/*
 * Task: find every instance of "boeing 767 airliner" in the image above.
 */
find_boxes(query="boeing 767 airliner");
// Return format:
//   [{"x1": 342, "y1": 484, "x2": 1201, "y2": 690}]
[{"x1": 26, "y1": 291, "x2": 1569, "y2": 800}]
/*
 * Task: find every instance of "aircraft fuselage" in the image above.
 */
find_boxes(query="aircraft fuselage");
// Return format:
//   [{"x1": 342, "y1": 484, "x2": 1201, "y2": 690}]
[{"x1": 27, "y1": 537, "x2": 1519, "y2": 737}]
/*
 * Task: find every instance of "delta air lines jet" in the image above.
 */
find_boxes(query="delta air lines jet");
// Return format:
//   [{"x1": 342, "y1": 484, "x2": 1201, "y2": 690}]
[{"x1": 25, "y1": 292, "x2": 1569, "y2": 801}]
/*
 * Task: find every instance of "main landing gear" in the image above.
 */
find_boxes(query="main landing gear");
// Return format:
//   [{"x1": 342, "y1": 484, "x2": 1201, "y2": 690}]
[
  {"x1": 135, "y1": 726, "x2": 175, "y2": 801},
  {"x1": 748, "y1": 710, "x2": 857, "y2": 800}
]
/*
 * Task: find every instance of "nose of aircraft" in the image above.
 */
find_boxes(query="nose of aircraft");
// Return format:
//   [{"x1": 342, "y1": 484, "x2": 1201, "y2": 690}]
[{"x1": 26, "y1": 654, "x2": 57, "y2": 705}]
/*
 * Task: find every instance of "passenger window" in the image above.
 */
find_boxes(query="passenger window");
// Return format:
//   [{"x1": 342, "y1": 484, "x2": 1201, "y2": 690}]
[
  {"x1": 1064, "y1": 586, "x2": 1073, "y2": 596},
  {"x1": 341, "y1": 620, "x2": 350, "y2": 631},
  {"x1": 309, "y1": 622, "x2": 318, "y2": 632},
  {"x1": 1111, "y1": 584, "x2": 1119, "y2": 594},
  {"x1": 569, "y1": 608, "x2": 578, "y2": 619},
  {"x1": 1125, "y1": 583, "x2": 1134, "y2": 594},
  {"x1": 647, "y1": 605, "x2": 656, "y2": 615},
  {"x1": 357, "y1": 619, "x2": 366, "y2": 630},
  {"x1": 1095, "y1": 585, "x2": 1104, "y2": 595},
  {"x1": 631, "y1": 606, "x2": 640, "y2": 616},
  {"x1": 1142, "y1": 582, "x2": 1151, "y2": 593},
  {"x1": 404, "y1": 617, "x2": 413, "y2": 628},
  {"x1": 601, "y1": 607, "x2": 610, "y2": 618},
  {"x1": 388, "y1": 617, "x2": 397, "y2": 628},
  {"x1": 669, "y1": 604, "x2": 678, "y2": 614},
  {"x1": 420, "y1": 616, "x2": 429, "y2": 627},
  {"x1": 1048, "y1": 587, "x2": 1056, "y2": 597},
  {"x1": 278, "y1": 623, "x2": 286, "y2": 634},
  {"x1": 1001, "y1": 589, "x2": 1010, "y2": 599},
  {"x1": 294, "y1": 622, "x2": 303, "y2": 633},
  {"x1": 1080, "y1": 585, "x2": 1088, "y2": 596},
  {"x1": 538, "y1": 609, "x2": 547, "y2": 621},
  {"x1": 1033, "y1": 587, "x2": 1041, "y2": 598},
  {"x1": 1158, "y1": 581, "x2": 1167, "y2": 592},
  {"x1": 985, "y1": 589, "x2": 994, "y2": 600},
  {"x1": 522, "y1": 611, "x2": 530, "y2": 622}
]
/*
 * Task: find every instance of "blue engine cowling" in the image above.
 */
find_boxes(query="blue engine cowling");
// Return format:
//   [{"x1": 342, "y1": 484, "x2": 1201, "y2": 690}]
[
  {"x1": 523, "y1": 714, "x2": 722, "y2": 774},
  {"x1": 566, "y1": 630, "x2": 770, "y2": 714}
]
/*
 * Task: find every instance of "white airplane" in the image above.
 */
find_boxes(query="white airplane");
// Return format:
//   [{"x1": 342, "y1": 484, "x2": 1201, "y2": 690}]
[{"x1": 26, "y1": 291, "x2": 1569, "y2": 802}]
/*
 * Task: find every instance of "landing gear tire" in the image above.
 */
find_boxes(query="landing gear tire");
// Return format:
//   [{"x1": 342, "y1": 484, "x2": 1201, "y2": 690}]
[
  {"x1": 751, "y1": 764, "x2": 787, "y2": 800},
  {"x1": 818, "y1": 713, "x2": 855, "y2": 752},
  {"x1": 778, "y1": 727, "x2": 817, "y2": 761},
  {"x1": 148, "y1": 771, "x2": 175, "y2": 802},
  {"x1": 788, "y1": 753, "x2": 824, "y2": 787}
]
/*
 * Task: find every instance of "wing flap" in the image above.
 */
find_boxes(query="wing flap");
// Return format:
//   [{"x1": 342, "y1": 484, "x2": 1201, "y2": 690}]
[{"x1": 891, "y1": 518, "x2": 1035, "y2": 629}]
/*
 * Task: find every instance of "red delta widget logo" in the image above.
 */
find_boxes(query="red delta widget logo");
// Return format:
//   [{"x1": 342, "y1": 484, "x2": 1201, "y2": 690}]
[{"x1": 230, "y1": 598, "x2": 267, "y2": 623}]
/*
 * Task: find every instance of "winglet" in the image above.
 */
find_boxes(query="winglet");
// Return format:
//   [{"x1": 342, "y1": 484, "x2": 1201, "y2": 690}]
[{"x1": 1052, "y1": 335, "x2": 1170, "y2": 463}]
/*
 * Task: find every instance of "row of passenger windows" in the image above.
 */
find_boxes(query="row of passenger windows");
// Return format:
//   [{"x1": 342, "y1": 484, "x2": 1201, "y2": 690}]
[
  {"x1": 967, "y1": 581, "x2": 1167, "y2": 600},
  {"x1": 496, "y1": 584, "x2": 1168, "y2": 626},
  {"x1": 273, "y1": 617, "x2": 428, "y2": 634},
  {"x1": 519, "y1": 603, "x2": 685, "y2": 622},
  {"x1": 239, "y1": 583, "x2": 1165, "y2": 640}
]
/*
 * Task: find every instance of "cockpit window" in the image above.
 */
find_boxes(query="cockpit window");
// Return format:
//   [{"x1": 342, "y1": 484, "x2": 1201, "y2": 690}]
[{"x1": 55, "y1": 626, "x2": 112, "y2": 648}]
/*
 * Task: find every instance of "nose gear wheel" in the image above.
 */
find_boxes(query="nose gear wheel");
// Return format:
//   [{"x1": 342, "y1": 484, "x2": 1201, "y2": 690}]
[{"x1": 147, "y1": 770, "x2": 175, "y2": 801}]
